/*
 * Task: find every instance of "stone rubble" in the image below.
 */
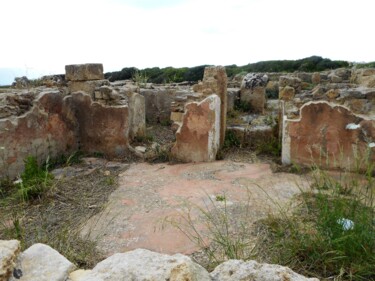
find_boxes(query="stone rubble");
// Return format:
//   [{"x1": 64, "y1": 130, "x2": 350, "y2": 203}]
[{"x1": 0, "y1": 240, "x2": 319, "y2": 281}]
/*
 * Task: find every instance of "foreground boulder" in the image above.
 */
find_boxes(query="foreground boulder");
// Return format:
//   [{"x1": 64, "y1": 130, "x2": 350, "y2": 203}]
[
  {"x1": 0, "y1": 240, "x2": 20, "y2": 281},
  {"x1": 9, "y1": 243, "x2": 75, "y2": 281},
  {"x1": 81, "y1": 248, "x2": 210, "y2": 281},
  {"x1": 0, "y1": 241, "x2": 319, "y2": 281},
  {"x1": 210, "y1": 260, "x2": 319, "y2": 281}
]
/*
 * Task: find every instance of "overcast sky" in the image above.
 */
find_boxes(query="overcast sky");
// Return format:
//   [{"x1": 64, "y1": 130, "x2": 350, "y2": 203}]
[{"x1": 0, "y1": 0, "x2": 374, "y2": 84}]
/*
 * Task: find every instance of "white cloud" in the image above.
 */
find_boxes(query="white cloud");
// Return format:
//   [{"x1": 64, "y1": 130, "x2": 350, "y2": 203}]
[{"x1": 0, "y1": 0, "x2": 374, "y2": 81}]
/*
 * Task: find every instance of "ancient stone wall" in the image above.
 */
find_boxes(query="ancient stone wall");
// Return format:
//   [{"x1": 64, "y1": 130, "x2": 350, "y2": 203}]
[
  {"x1": 0, "y1": 89, "x2": 133, "y2": 179},
  {"x1": 282, "y1": 101, "x2": 375, "y2": 171},
  {"x1": 0, "y1": 91, "x2": 78, "y2": 179}
]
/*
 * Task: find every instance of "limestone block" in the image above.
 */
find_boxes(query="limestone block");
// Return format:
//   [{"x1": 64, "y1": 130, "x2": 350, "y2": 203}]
[
  {"x1": 326, "y1": 89, "x2": 340, "y2": 99},
  {"x1": 328, "y1": 73, "x2": 342, "y2": 83},
  {"x1": 9, "y1": 243, "x2": 75, "y2": 281},
  {"x1": 0, "y1": 240, "x2": 20, "y2": 281},
  {"x1": 94, "y1": 91, "x2": 102, "y2": 100},
  {"x1": 353, "y1": 68, "x2": 375, "y2": 88},
  {"x1": 211, "y1": 260, "x2": 319, "y2": 281},
  {"x1": 282, "y1": 101, "x2": 375, "y2": 171},
  {"x1": 68, "y1": 270, "x2": 92, "y2": 281},
  {"x1": 65, "y1": 64, "x2": 104, "y2": 81},
  {"x1": 82, "y1": 249, "x2": 210, "y2": 281},
  {"x1": 241, "y1": 87, "x2": 266, "y2": 113},
  {"x1": 311, "y1": 72, "x2": 321, "y2": 84},
  {"x1": 65, "y1": 92, "x2": 130, "y2": 157},
  {"x1": 344, "y1": 99, "x2": 373, "y2": 115},
  {"x1": 170, "y1": 111, "x2": 184, "y2": 123},
  {"x1": 192, "y1": 82, "x2": 204, "y2": 93},
  {"x1": 127, "y1": 92, "x2": 146, "y2": 139},
  {"x1": 334, "y1": 68, "x2": 351, "y2": 80},
  {"x1": 296, "y1": 72, "x2": 312, "y2": 83},
  {"x1": 68, "y1": 80, "x2": 110, "y2": 97},
  {"x1": 99, "y1": 86, "x2": 113, "y2": 100},
  {"x1": 279, "y1": 86, "x2": 295, "y2": 101},
  {"x1": 172, "y1": 94, "x2": 220, "y2": 162},
  {"x1": 279, "y1": 76, "x2": 301, "y2": 92},
  {"x1": 140, "y1": 89, "x2": 175, "y2": 124}
]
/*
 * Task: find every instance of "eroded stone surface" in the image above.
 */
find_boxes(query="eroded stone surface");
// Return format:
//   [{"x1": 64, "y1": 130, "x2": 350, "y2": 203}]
[
  {"x1": 172, "y1": 95, "x2": 220, "y2": 162},
  {"x1": 82, "y1": 249, "x2": 210, "y2": 281},
  {"x1": 0, "y1": 91, "x2": 78, "y2": 179},
  {"x1": 68, "y1": 80, "x2": 110, "y2": 97},
  {"x1": 282, "y1": 101, "x2": 375, "y2": 170},
  {"x1": 65, "y1": 92, "x2": 129, "y2": 158},
  {"x1": 210, "y1": 260, "x2": 319, "y2": 281},
  {"x1": 0, "y1": 90, "x2": 131, "y2": 179},
  {"x1": 9, "y1": 243, "x2": 75, "y2": 281},
  {"x1": 65, "y1": 64, "x2": 104, "y2": 81},
  {"x1": 0, "y1": 240, "x2": 20, "y2": 281}
]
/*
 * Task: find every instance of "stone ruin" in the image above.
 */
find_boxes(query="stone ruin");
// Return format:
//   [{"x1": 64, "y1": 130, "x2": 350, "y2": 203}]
[
  {"x1": 279, "y1": 68, "x2": 375, "y2": 170},
  {"x1": 1, "y1": 63, "x2": 375, "y2": 179},
  {"x1": 0, "y1": 64, "x2": 228, "y2": 178}
]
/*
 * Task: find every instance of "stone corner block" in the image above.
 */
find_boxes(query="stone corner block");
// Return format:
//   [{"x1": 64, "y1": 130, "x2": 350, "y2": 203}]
[{"x1": 65, "y1": 64, "x2": 104, "y2": 81}]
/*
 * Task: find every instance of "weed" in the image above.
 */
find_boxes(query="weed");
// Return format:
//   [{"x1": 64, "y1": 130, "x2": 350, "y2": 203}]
[
  {"x1": 133, "y1": 70, "x2": 148, "y2": 88},
  {"x1": 46, "y1": 151, "x2": 83, "y2": 170},
  {"x1": 17, "y1": 156, "x2": 53, "y2": 201},
  {"x1": 223, "y1": 130, "x2": 241, "y2": 149},
  {"x1": 266, "y1": 88, "x2": 278, "y2": 99},
  {"x1": 134, "y1": 134, "x2": 154, "y2": 143},
  {"x1": 160, "y1": 119, "x2": 172, "y2": 126},
  {"x1": 166, "y1": 192, "x2": 256, "y2": 270},
  {"x1": 215, "y1": 195, "x2": 226, "y2": 202},
  {"x1": 151, "y1": 145, "x2": 171, "y2": 163},
  {"x1": 257, "y1": 165, "x2": 375, "y2": 280},
  {"x1": 255, "y1": 136, "x2": 281, "y2": 157},
  {"x1": 92, "y1": 151, "x2": 105, "y2": 158},
  {"x1": 234, "y1": 99, "x2": 252, "y2": 112},
  {"x1": 105, "y1": 177, "x2": 115, "y2": 186},
  {"x1": 0, "y1": 178, "x2": 15, "y2": 199},
  {"x1": 227, "y1": 110, "x2": 240, "y2": 119}
]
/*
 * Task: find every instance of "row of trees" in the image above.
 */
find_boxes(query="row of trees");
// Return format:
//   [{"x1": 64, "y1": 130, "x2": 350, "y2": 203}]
[{"x1": 104, "y1": 56, "x2": 350, "y2": 84}]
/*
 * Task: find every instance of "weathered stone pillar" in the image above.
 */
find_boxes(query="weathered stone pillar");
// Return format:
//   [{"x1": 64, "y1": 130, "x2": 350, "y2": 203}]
[
  {"x1": 127, "y1": 92, "x2": 146, "y2": 139},
  {"x1": 171, "y1": 95, "x2": 221, "y2": 162},
  {"x1": 201, "y1": 66, "x2": 227, "y2": 147}
]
